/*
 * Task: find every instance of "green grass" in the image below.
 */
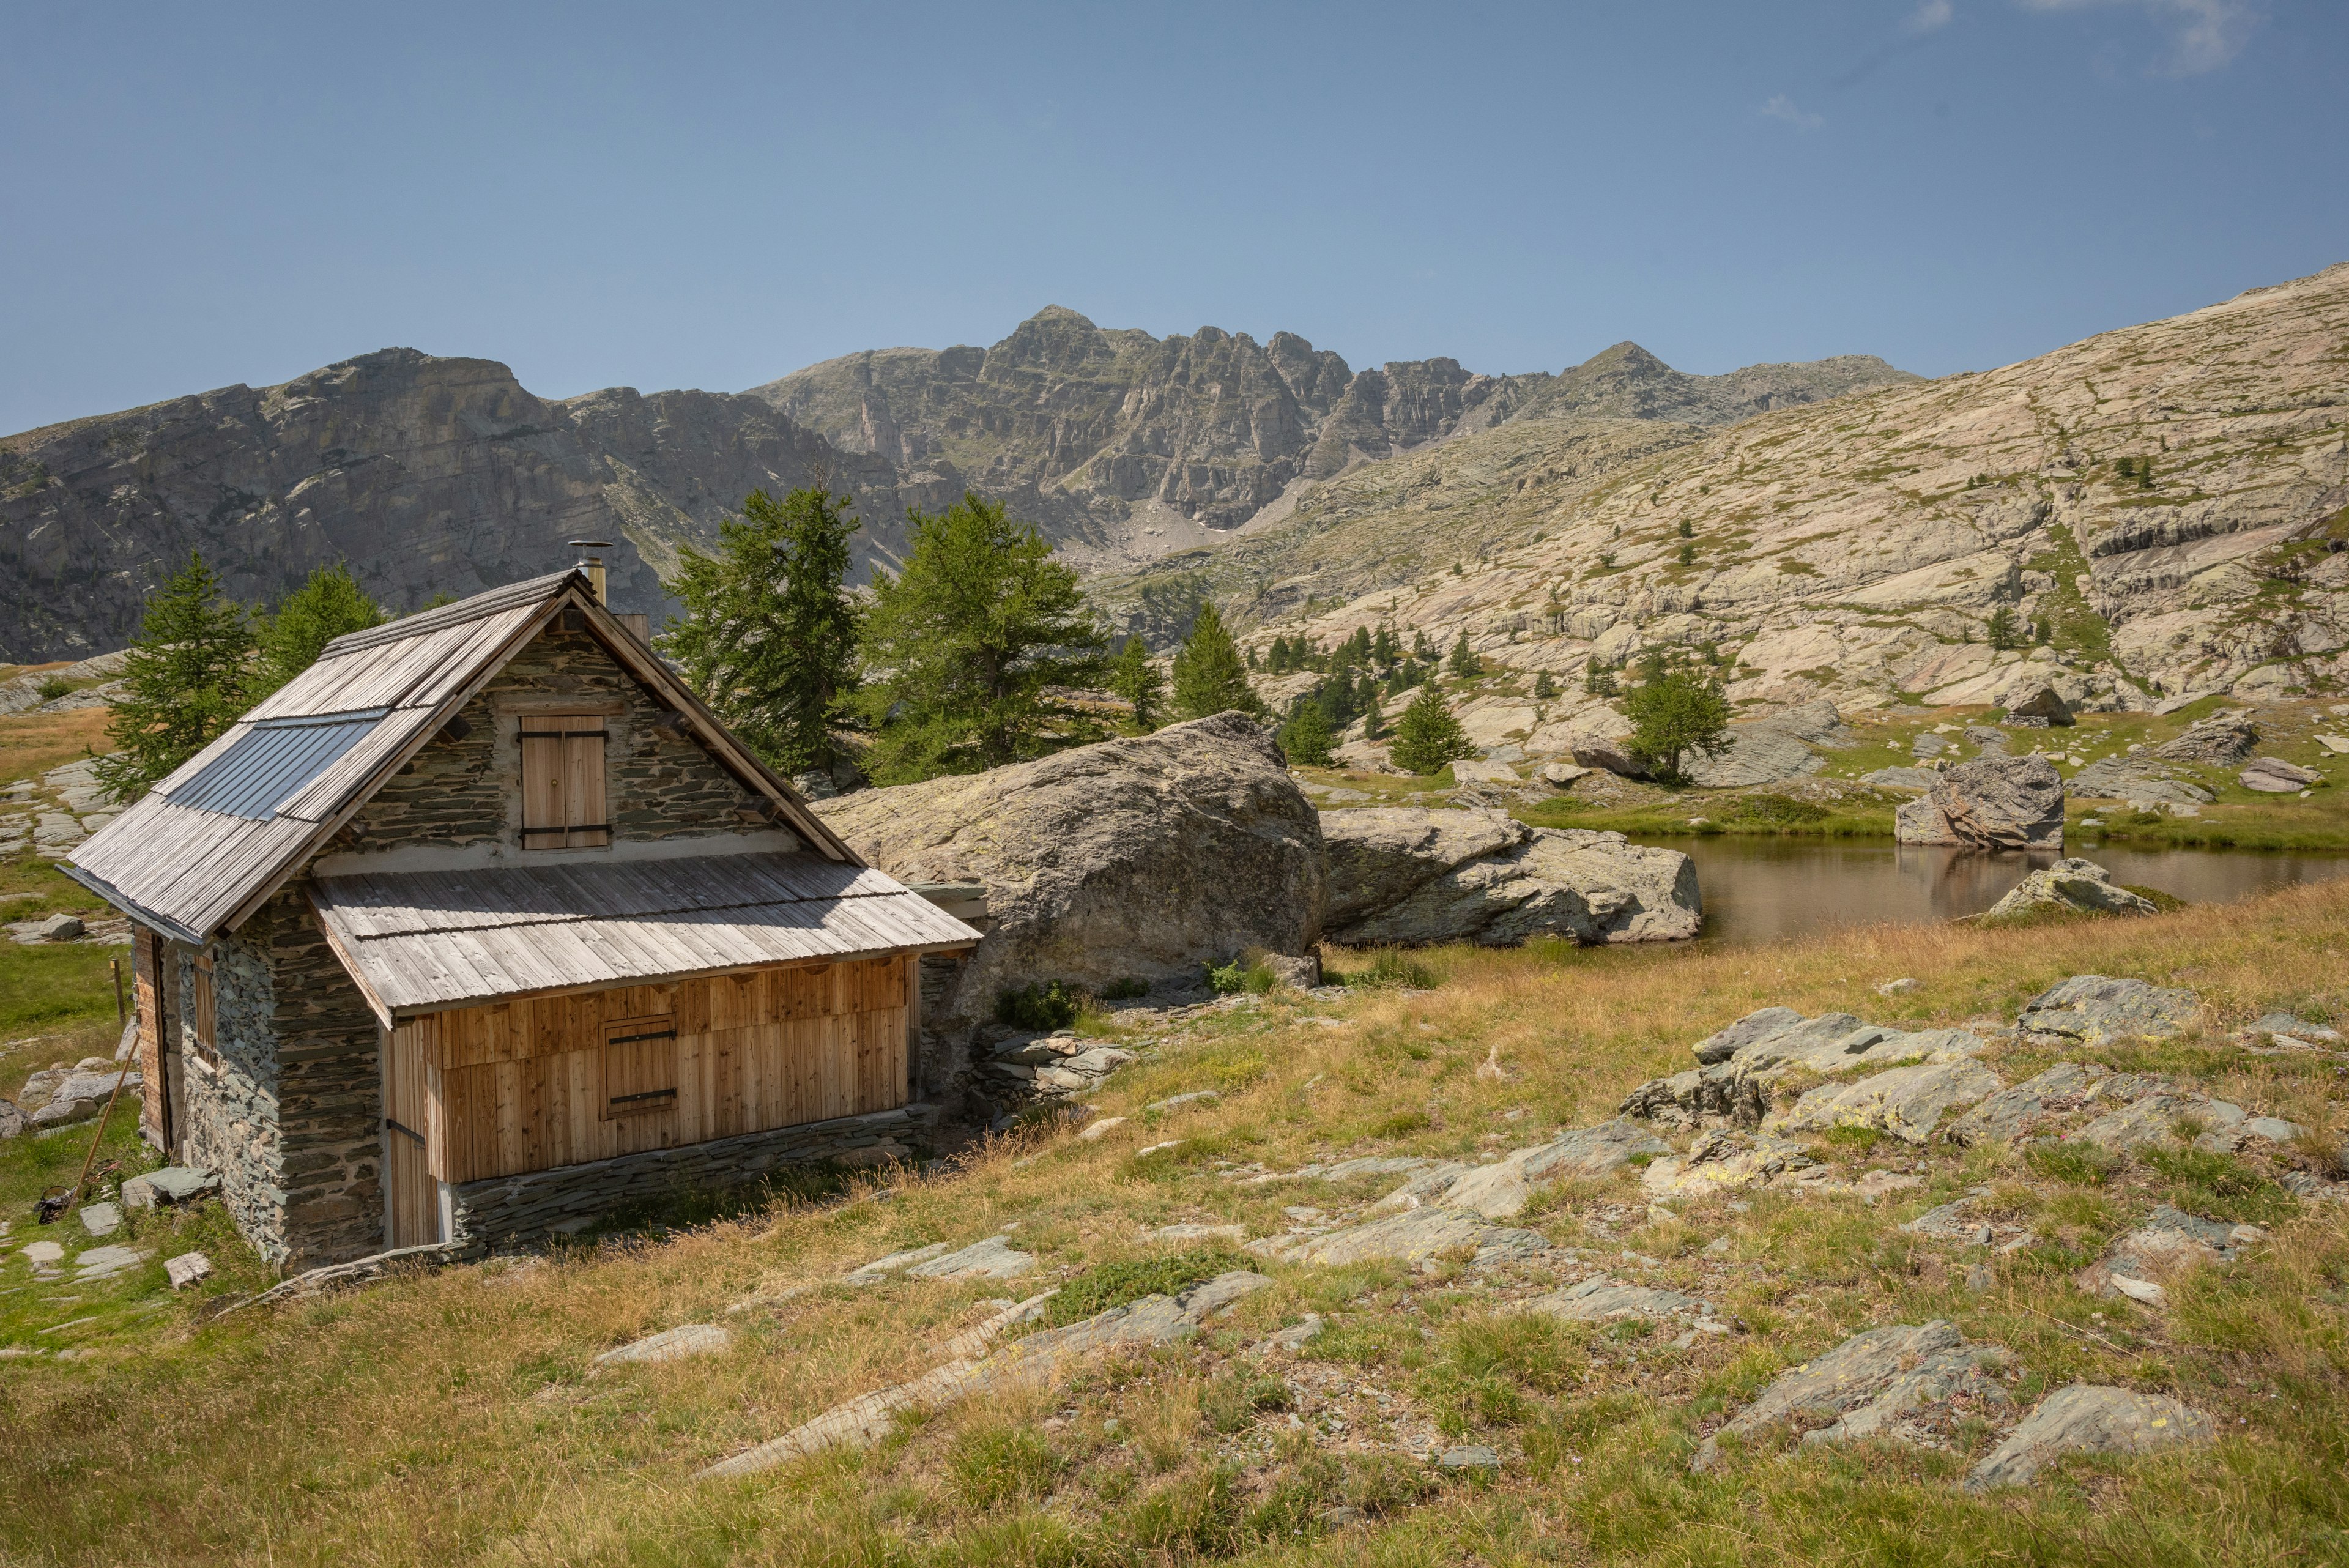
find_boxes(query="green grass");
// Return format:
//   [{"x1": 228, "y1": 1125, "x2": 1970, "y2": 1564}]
[
  {"x1": 0, "y1": 938, "x2": 125, "y2": 1033},
  {"x1": 1037, "y1": 1247, "x2": 1259, "y2": 1328}
]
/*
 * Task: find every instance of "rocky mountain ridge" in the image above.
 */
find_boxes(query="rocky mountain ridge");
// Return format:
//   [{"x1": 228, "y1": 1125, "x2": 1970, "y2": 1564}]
[
  {"x1": 0, "y1": 315, "x2": 1912, "y2": 664},
  {"x1": 755, "y1": 308, "x2": 1915, "y2": 571}
]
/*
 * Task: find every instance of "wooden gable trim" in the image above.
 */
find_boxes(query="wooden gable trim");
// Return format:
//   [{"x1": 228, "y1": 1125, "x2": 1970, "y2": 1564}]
[{"x1": 213, "y1": 575, "x2": 858, "y2": 936}]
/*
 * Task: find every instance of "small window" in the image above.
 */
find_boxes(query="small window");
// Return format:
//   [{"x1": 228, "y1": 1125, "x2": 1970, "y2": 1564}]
[
  {"x1": 191, "y1": 951, "x2": 218, "y2": 1066},
  {"x1": 601, "y1": 1015, "x2": 677, "y2": 1119},
  {"x1": 519, "y1": 715, "x2": 609, "y2": 849}
]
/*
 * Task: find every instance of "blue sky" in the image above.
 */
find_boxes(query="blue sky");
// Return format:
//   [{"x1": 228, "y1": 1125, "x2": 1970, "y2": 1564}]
[{"x1": 4, "y1": 1, "x2": 2343, "y2": 434}]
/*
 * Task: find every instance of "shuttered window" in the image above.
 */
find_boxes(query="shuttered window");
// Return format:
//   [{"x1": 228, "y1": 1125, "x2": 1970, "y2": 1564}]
[
  {"x1": 601, "y1": 1015, "x2": 677, "y2": 1118},
  {"x1": 191, "y1": 951, "x2": 218, "y2": 1066},
  {"x1": 519, "y1": 715, "x2": 609, "y2": 849}
]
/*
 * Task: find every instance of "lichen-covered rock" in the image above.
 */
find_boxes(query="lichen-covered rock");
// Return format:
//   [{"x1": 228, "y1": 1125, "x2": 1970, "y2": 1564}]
[
  {"x1": 1640, "y1": 1128, "x2": 1821, "y2": 1197},
  {"x1": 1319, "y1": 806, "x2": 1698, "y2": 947},
  {"x1": 1430, "y1": 1120, "x2": 1671, "y2": 1218},
  {"x1": 2002, "y1": 684, "x2": 2074, "y2": 727},
  {"x1": 2155, "y1": 719, "x2": 2258, "y2": 764},
  {"x1": 1944, "y1": 1063, "x2": 2106, "y2": 1146},
  {"x1": 2076, "y1": 1205, "x2": 2262, "y2": 1305},
  {"x1": 1682, "y1": 700, "x2": 1845, "y2": 787},
  {"x1": 1894, "y1": 756, "x2": 2065, "y2": 849},
  {"x1": 1983, "y1": 859, "x2": 2159, "y2": 921},
  {"x1": 1691, "y1": 1007, "x2": 1806, "y2": 1065},
  {"x1": 2017, "y1": 975, "x2": 2197, "y2": 1045},
  {"x1": 1691, "y1": 1320, "x2": 2011, "y2": 1471},
  {"x1": 817, "y1": 713, "x2": 1325, "y2": 1084},
  {"x1": 1247, "y1": 1205, "x2": 1548, "y2": 1268},
  {"x1": 1965, "y1": 1384, "x2": 2211, "y2": 1490},
  {"x1": 1620, "y1": 1013, "x2": 1987, "y2": 1129},
  {"x1": 2238, "y1": 756, "x2": 2321, "y2": 793},
  {"x1": 1765, "y1": 1058, "x2": 2005, "y2": 1145},
  {"x1": 1524, "y1": 1277, "x2": 1710, "y2": 1322}
]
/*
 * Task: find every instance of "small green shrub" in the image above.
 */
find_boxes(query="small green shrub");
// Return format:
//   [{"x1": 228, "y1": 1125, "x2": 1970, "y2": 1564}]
[
  {"x1": 1340, "y1": 950, "x2": 1438, "y2": 990},
  {"x1": 35, "y1": 676, "x2": 72, "y2": 703},
  {"x1": 1039, "y1": 1247, "x2": 1255, "y2": 1327},
  {"x1": 1734, "y1": 793, "x2": 1831, "y2": 827},
  {"x1": 948, "y1": 1424, "x2": 1061, "y2": 1512},
  {"x1": 1099, "y1": 976, "x2": 1151, "y2": 1001},
  {"x1": 1201, "y1": 1371, "x2": 1293, "y2": 1433},
  {"x1": 996, "y1": 981, "x2": 1080, "y2": 1031},
  {"x1": 2027, "y1": 1139, "x2": 2121, "y2": 1187}
]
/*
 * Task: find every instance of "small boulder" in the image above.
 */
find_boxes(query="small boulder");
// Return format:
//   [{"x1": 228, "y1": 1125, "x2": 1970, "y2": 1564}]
[
  {"x1": 1538, "y1": 761, "x2": 1592, "y2": 787},
  {"x1": 594, "y1": 1322, "x2": 732, "y2": 1367},
  {"x1": 120, "y1": 1167, "x2": 219, "y2": 1209},
  {"x1": 1983, "y1": 859, "x2": 2158, "y2": 922},
  {"x1": 1436, "y1": 1445, "x2": 1502, "y2": 1474},
  {"x1": 0, "y1": 1098, "x2": 23, "y2": 1141},
  {"x1": 1523, "y1": 1277, "x2": 1709, "y2": 1322},
  {"x1": 164, "y1": 1251, "x2": 213, "y2": 1290},
  {"x1": 2238, "y1": 757, "x2": 2320, "y2": 793},
  {"x1": 1945, "y1": 1063, "x2": 2105, "y2": 1147},
  {"x1": 1965, "y1": 1384, "x2": 2210, "y2": 1490},
  {"x1": 1570, "y1": 737, "x2": 1649, "y2": 779},
  {"x1": 1894, "y1": 756, "x2": 2065, "y2": 849},
  {"x1": 2076, "y1": 1205, "x2": 2259, "y2": 1305},
  {"x1": 36, "y1": 913, "x2": 84, "y2": 941},
  {"x1": 1765, "y1": 1058, "x2": 2005, "y2": 1145},
  {"x1": 904, "y1": 1235, "x2": 1037, "y2": 1280},
  {"x1": 1690, "y1": 1006, "x2": 1806, "y2": 1065},
  {"x1": 1436, "y1": 1120, "x2": 1671, "y2": 1218},
  {"x1": 1450, "y1": 757, "x2": 1518, "y2": 786},
  {"x1": 2156, "y1": 720, "x2": 2257, "y2": 765},
  {"x1": 2002, "y1": 684, "x2": 2074, "y2": 727}
]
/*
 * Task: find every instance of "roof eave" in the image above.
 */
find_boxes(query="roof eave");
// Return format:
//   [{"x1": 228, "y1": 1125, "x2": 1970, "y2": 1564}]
[{"x1": 56, "y1": 863, "x2": 209, "y2": 946}]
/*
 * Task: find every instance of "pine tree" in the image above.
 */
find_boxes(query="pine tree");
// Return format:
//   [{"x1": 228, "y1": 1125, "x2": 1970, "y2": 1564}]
[
  {"x1": 1278, "y1": 700, "x2": 1335, "y2": 767},
  {"x1": 1447, "y1": 629, "x2": 1482, "y2": 679},
  {"x1": 855, "y1": 492, "x2": 1107, "y2": 781},
  {"x1": 1373, "y1": 624, "x2": 1399, "y2": 668},
  {"x1": 1677, "y1": 543, "x2": 1695, "y2": 567},
  {"x1": 1533, "y1": 669, "x2": 1557, "y2": 699},
  {"x1": 1676, "y1": 518, "x2": 1694, "y2": 539},
  {"x1": 1170, "y1": 601, "x2": 1264, "y2": 719},
  {"x1": 1412, "y1": 628, "x2": 1438, "y2": 661},
  {"x1": 1985, "y1": 604, "x2": 2017, "y2": 651},
  {"x1": 1108, "y1": 633, "x2": 1164, "y2": 731},
  {"x1": 94, "y1": 553, "x2": 258, "y2": 803},
  {"x1": 1361, "y1": 691, "x2": 1386, "y2": 740},
  {"x1": 1389, "y1": 684, "x2": 1477, "y2": 775},
  {"x1": 247, "y1": 562, "x2": 386, "y2": 703},
  {"x1": 664, "y1": 486, "x2": 863, "y2": 774},
  {"x1": 1621, "y1": 661, "x2": 1731, "y2": 784},
  {"x1": 1584, "y1": 656, "x2": 1619, "y2": 699}
]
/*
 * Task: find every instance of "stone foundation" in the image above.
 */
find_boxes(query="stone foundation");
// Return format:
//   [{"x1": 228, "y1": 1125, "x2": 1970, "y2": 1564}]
[{"x1": 448, "y1": 1103, "x2": 940, "y2": 1250}]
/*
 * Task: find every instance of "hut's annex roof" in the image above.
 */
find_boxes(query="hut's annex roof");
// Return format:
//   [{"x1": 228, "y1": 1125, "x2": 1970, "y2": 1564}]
[
  {"x1": 310, "y1": 852, "x2": 979, "y2": 1019},
  {"x1": 65, "y1": 571, "x2": 856, "y2": 942}
]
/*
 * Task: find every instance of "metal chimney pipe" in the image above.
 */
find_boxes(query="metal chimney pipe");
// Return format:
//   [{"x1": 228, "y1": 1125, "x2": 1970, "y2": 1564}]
[{"x1": 565, "y1": 538, "x2": 612, "y2": 606}]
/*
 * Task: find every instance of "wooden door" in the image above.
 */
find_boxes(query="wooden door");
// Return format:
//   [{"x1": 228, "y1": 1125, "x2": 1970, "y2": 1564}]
[{"x1": 384, "y1": 1021, "x2": 440, "y2": 1247}]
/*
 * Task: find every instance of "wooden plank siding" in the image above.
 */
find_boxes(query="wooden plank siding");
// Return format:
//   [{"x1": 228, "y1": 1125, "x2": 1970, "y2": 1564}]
[
  {"x1": 397, "y1": 955, "x2": 909, "y2": 1185},
  {"x1": 130, "y1": 927, "x2": 168, "y2": 1149}
]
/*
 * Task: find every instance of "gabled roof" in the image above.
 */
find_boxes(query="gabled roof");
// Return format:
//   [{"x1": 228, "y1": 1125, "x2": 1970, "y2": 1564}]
[{"x1": 65, "y1": 571, "x2": 857, "y2": 942}]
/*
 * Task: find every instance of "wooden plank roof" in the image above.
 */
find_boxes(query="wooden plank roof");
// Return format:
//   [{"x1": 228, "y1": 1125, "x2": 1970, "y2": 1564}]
[
  {"x1": 311, "y1": 852, "x2": 980, "y2": 1016},
  {"x1": 66, "y1": 570, "x2": 860, "y2": 942}
]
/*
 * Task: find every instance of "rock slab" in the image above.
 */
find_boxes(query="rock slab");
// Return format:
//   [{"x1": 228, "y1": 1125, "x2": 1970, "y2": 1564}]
[
  {"x1": 1984, "y1": 859, "x2": 2158, "y2": 922},
  {"x1": 1692, "y1": 1320, "x2": 2010, "y2": 1471},
  {"x1": 1321, "y1": 806, "x2": 1699, "y2": 948},
  {"x1": 1966, "y1": 1384, "x2": 2210, "y2": 1489}
]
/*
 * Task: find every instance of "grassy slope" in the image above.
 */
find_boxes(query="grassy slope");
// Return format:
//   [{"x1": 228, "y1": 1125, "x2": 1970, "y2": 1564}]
[{"x1": 1, "y1": 884, "x2": 2343, "y2": 1564}]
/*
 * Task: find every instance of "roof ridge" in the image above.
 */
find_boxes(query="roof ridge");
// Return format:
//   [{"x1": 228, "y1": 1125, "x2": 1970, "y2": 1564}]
[{"x1": 321, "y1": 570, "x2": 582, "y2": 658}]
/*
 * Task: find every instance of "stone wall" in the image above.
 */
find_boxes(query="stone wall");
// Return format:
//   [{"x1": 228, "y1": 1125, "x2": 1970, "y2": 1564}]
[
  {"x1": 448, "y1": 1103, "x2": 939, "y2": 1250},
  {"x1": 259, "y1": 889, "x2": 388, "y2": 1268},
  {"x1": 175, "y1": 925, "x2": 284, "y2": 1261},
  {"x1": 173, "y1": 888, "x2": 390, "y2": 1270},
  {"x1": 338, "y1": 623, "x2": 780, "y2": 853}
]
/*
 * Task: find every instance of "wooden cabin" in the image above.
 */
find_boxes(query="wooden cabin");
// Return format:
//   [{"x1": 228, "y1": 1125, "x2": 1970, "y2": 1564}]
[{"x1": 65, "y1": 570, "x2": 979, "y2": 1268}]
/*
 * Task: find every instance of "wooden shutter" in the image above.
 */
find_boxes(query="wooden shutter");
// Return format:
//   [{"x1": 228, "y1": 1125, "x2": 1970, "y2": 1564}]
[
  {"x1": 601, "y1": 1014, "x2": 678, "y2": 1119},
  {"x1": 191, "y1": 951, "x2": 217, "y2": 1066},
  {"x1": 520, "y1": 715, "x2": 610, "y2": 849}
]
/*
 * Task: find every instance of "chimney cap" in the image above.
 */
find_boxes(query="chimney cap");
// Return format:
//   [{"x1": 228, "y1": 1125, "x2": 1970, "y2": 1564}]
[{"x1": 565, "y1": 538, "x2": 614, "y2": 550}]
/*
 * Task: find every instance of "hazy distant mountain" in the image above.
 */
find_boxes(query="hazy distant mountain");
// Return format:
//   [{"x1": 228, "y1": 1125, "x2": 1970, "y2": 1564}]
[{"x1": 0, "y1": 314, "x2": 1912, "y2": 662}]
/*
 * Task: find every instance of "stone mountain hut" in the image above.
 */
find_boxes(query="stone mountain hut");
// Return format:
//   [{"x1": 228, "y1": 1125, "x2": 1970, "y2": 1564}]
[{"x1": 65, "y1": 568, "x2": 980, "y2": 1268}]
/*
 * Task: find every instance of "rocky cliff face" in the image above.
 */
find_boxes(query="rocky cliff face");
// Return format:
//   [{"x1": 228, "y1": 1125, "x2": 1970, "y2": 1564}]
[
  {"x1": 753, "y1": 307, "x2": 1914, "y2": 573},
  {"x1": 0, "y1": 350, "x2": 960, "y2": 663},
  {"x1": 1115, "y1": 262, "x2": 2349, "y2": 708}
]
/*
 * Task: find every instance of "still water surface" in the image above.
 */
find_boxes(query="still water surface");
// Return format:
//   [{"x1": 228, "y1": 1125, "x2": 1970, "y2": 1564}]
[{"x1": 1650, "y1": 836, "x2": 2349, "y2": 946}]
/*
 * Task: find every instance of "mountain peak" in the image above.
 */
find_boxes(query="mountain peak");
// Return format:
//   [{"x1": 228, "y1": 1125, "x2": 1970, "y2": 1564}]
[{"x1": 1575, "y1": 341, "x2": 1673, "y2": 376}]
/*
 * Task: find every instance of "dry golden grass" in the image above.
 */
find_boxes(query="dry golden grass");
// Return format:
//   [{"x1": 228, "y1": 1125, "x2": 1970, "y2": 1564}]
[
  {"x1": 2, "y1": 884, "x2": 2345, "y2": 1565},
  {"x1": 0, "y1": 705, "x2": 113, "y2": 784}
]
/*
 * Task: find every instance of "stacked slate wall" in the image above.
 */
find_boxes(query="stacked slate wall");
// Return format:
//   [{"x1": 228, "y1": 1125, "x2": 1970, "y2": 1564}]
[
  {"x1": 449, "y1": 1104, "x2": 937, "y2": 1250},
  {"x1": 176, "y1": 888, "x2": 387, "y2": 1269},
  {"x1": 338, "y1": 623, "x2": 777, "y2": 853}
]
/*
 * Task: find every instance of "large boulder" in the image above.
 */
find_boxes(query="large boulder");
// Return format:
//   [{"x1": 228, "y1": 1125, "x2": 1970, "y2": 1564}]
[
  {"x1": 1683, "y1": 699, "x2": 1845, "y2": 787},
  {"x1": 2001, "y1": 683, "x2": 2074, "y2": 727},
  {"x1": 1321, "y1": 807, "x2": 1698, "y2": 946},
  {"x1": 817, "y1": 713, "x2": 1326, "y2": 1065},
  {"x1": 2238, "y1": 756, "x2": 2320, "y2": 793},
  {"x1": 1983, "y1": 858, "x2": 2159, "y2": 921},
  {"x1": 1894, "y1": 755, "x2": 2065, "y2": 849}
]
